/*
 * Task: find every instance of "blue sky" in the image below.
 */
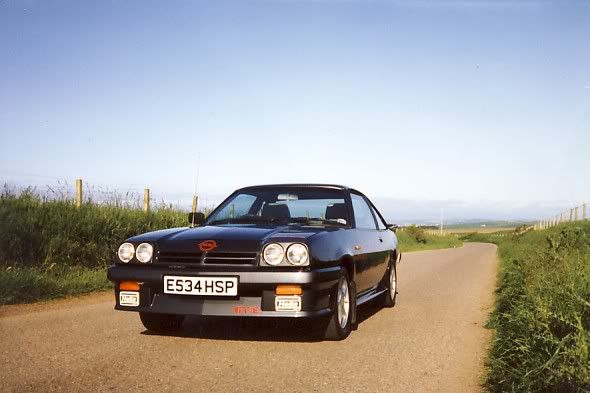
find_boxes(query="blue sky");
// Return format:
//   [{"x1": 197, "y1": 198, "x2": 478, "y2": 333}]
[{"x1": 1, "y1": 0, "x2": 589, "y2": 222}]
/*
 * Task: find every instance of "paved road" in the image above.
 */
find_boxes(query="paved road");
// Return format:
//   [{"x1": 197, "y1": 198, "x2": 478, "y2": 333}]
[{"x1": 0, "y1": 243, "x2": 497, "y2": 393}]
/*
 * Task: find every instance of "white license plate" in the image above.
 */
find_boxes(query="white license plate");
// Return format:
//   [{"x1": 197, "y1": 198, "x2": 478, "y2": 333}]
[
  {"x1": 275, "y1": 295, "x2": 302, "y2": 312},
  {"x1": 119, "y1": 291, "x2": 139, "y2": 307},
  {"x1": 163, "y1": 276, "x2": 238, "y2": 296}
]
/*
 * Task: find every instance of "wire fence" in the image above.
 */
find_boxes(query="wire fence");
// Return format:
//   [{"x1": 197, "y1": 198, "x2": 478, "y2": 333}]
[
  {"x1": 1, "y1": 178, "x2": 221, "y2": 215},
  {"x1": 534, "y1": 203, "x2": 588, "y2": 230}
]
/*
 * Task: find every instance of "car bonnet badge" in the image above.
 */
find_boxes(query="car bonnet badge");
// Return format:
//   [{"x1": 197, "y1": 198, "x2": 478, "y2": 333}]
[{"x1": 199, "y1": 240, "x2": 218, "y2": 252}]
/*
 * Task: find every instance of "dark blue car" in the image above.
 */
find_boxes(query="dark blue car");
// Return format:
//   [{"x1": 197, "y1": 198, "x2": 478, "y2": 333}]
[{"x1": 108, "y1": 184, "x2": 400, "y2": 340}]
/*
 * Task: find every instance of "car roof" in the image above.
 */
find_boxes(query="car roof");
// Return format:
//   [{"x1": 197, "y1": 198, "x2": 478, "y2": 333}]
[{"x1": 237, "y1": 183, "x2": 350, "y2": 191}]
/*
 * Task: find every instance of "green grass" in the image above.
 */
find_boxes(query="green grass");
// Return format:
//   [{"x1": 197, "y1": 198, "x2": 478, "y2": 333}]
[
  {"x1": 0, "y1": 188, "x2": 187, "y2": 304},
  {"x1": 0, "y1": 188, "x2": 186, "y2": 268},
  {"x1": 458, "y1": 230, "x2": 515, "y2": 244},
  {"x1": 0, "y1": 265, "x2": 111, "y2": 304},
  {"x1": 397, "y1": 226, "x2": 462, "y2": 252},
  {"x1": 463, "y1": 223, "x2": 590, "y2": 392}
]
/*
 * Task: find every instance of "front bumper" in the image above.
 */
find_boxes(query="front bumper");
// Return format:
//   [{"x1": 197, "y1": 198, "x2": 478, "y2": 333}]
[{"x1": 107, "y1": 265, "x2": 341, "y2": 318}]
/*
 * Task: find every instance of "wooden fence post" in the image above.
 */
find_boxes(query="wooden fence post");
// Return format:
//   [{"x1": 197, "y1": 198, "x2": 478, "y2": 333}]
[
  {"x1": 192, "y1": 195, "x2": 198, "y2": 214},
  {"x1": 75, "y1": 178, "x2": 83, "y2": 208},
  {"x1": 143, "y1": 188, "x2": 150, "y2": 212},
  {"x1": 189, "y1": 195, "x2": 199, "y2": 226}
]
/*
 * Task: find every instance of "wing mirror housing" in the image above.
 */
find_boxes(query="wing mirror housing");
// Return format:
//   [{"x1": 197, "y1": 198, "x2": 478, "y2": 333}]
[
  {"x1": 386, "y1": 223, "x2": 399, "y2": 232},
  {"x1": 188, "y1": 212, "x2": 206, "y2": 227}
]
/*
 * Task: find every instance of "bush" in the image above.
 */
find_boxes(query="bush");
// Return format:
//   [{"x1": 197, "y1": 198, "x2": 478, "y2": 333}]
[{"x1": 405, "y1": 225, "x2": 428, "y2": 243}]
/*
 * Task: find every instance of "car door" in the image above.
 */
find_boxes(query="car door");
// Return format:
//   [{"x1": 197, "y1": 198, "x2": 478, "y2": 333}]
[
  {"x1": 369, "y1": 203, "x2": 393, "y2": 283},
  {"x1": 350, "y1": 192, "x2": 383, "y2": 293}
]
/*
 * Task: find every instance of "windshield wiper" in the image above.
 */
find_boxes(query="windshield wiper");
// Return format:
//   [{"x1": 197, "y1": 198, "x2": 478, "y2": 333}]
[
  {"x1": 207, "y1": 215, "x2": 286, "y2": 226},
  {"x1": 287, "y1": 217, "x2": 348, "y2": 227}
]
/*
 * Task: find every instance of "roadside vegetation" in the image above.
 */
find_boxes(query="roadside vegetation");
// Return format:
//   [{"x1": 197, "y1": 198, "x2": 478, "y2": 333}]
[
  {"x1": 461, "y1": 223, "x2": 590, "y2": 392},
  {"x1": 397, "y1": 225, "x2": 462, "y2": 252},
  {"x1": 0, "y1": 187, "x2": 186, "y2": 304}
]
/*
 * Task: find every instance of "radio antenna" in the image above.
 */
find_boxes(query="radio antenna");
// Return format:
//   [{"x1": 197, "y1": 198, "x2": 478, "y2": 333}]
[{"x1": 191, "y1": 153, "x2": 201, "y2": 227}]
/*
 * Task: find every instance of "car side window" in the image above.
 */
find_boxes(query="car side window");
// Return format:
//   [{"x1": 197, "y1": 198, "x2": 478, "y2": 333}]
[
  {"x1": 371, "y1": 206, "x2": 387, "y2": 230},
  {"x1": 351, "y1": 194, "x2": 378, "y2": 230}
]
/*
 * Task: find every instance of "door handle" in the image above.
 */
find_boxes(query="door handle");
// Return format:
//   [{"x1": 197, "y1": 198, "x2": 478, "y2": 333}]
[{"x1": 378, "y1": 237, "x2": 383, "y2": 242}]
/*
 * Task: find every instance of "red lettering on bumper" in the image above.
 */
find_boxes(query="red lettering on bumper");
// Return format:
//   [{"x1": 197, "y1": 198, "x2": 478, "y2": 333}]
[{"x1": 232, "y1": 306, "x2": 261, "y2": 314}]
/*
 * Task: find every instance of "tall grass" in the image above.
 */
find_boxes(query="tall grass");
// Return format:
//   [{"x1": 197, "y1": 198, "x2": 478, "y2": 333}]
[
  {"x1": 465, "y1": 224, "x2": 590, "y2": 392},
  {"x1": 0, "y1": 187, "x2": 186, "y2": 268},
  {"x1": 0, "y1": 187, "x2": 187, "y2": 304}
]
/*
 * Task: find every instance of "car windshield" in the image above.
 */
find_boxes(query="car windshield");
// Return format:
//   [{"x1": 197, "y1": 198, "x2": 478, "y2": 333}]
[{"x1": 206, "y1": 188, "x2": 349, "y2": 227}]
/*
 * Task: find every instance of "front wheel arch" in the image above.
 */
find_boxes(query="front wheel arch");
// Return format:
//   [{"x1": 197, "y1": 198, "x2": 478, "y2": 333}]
[{"x1": 340, "y1": 255, "x2": 355, "y2": 282}]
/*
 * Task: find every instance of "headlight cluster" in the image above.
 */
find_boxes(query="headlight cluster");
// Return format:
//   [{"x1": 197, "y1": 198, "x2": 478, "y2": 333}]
[
  {"x1": 117, "y1": 242, "x2": 153, "y2": 263},
  {"x1": 262, "y1": 243, "x2": 309, "y2": 266}
]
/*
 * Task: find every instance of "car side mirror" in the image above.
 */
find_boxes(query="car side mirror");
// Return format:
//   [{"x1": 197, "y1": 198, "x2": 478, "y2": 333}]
[
  {"x1": 188, "y1": 212, "x2": 206, "y2": 227},
  {"x1": 386, "y1": 223, "x2": 399, "y2": 232}
]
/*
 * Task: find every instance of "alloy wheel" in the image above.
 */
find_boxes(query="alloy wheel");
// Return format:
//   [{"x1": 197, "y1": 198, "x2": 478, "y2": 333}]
[{"x1": 337, "y1": 279, "x2": 350, "y2": 329}]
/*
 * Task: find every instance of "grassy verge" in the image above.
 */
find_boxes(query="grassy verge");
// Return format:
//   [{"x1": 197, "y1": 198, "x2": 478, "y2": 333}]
[
  {"x1": 462, "y1": 223, "x2": 590, "y2": 392},
  {"x1": 0, "y1": 188, "x2": 186, "y2": 305},
  {"x1": 397, "y1": 226, "x2": 462, "y2": 252},
  {"x1": 0, "y1": 265, "x2": 111, "y2": 305},
  {"x1": 0, "y1": 189, "x2": 186, "y2": 268}
]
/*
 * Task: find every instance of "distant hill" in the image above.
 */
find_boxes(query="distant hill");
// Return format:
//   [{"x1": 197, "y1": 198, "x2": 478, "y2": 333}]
[
  {"x1": 443, "y1": 220, "x2": 533, "y2": 229},
  {"x1": 396, "y1": 219, "x2": 534, "y2": 229}
]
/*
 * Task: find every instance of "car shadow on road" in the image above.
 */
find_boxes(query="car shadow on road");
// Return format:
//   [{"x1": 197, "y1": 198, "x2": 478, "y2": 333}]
[{"x1": 141, "y1": 301, "x2": 384, "y2": 343}]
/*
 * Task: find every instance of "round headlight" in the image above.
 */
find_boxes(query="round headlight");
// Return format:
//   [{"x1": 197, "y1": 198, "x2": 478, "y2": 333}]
[
  {"x1": 286, "y1": 243, "x2": 309, "y2": 266},
  {"x1": 118, "y1": 242, "x2": 135, "y2": 263},
  {"x1": 263, "y1": 243, "x2": 284, "y2": 266},
  {"x1": 136, "y1": 243, "x2": 153, "y2": 263}
]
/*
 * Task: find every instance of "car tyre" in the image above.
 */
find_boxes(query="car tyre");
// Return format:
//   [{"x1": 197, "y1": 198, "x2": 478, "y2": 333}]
[
  {"x1": 139, "y1": 312, "x2": 185, "y2": 333},
  {"x1": 324, "y1": 271, "x2": 354, "y2": 340},
  {"x1": 380, "y1": 255, "x2": 397, "y2": 308}
]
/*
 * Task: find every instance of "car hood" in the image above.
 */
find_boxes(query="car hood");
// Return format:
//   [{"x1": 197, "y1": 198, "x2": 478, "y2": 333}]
[{"x1": 128, "y1": 225, "x2": 340, "y2": 253}]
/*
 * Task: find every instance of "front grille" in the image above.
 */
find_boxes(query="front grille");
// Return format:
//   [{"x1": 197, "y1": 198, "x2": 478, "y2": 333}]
[
  {"x1": 157, "y1": 251, "x2": 258, "y2": 266},
  {"x1": 157, "y1": 251, "x2": 202, "y2": 264},
  {"x1": 203, "y1": 252, "x2": 258, "y2": 265}
]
